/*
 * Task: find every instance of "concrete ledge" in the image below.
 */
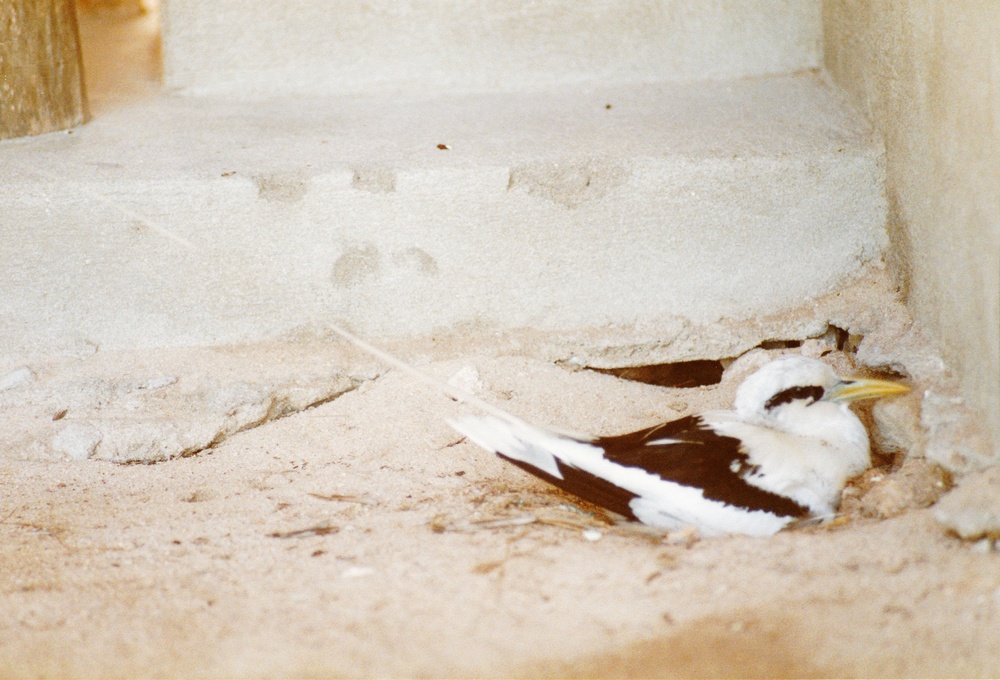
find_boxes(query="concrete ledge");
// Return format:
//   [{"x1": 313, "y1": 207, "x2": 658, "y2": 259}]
[{"x1": 1, "y1": 73, "x2": 885, "y2": 358}]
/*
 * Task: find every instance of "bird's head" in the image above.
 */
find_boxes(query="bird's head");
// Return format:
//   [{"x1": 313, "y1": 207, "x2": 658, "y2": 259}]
[{"x1": 734, "y1": 354, "x2": 910, "y2": 420}]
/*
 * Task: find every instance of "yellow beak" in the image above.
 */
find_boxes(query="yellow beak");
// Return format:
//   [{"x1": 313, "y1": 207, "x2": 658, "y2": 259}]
[{"x1": 826, "y1": 376, "x2": 911, "y2": 404}]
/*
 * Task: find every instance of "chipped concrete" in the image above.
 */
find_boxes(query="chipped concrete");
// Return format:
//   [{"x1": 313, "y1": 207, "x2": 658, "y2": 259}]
[
  {"x1": 934, "y1": 467, "x2": 1000, "y2": 541},
  {"x1": 1, "y1": 72, "x2": 887, "y2": 356},
  {"x1": 0, "y1": 342, "x2": 375, "y2": 464}
]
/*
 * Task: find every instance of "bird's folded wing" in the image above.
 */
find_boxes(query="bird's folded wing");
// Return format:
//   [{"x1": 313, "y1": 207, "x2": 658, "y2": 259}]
[{"x1": 450, "y1": 414, "x2": 811, "y2": 527}]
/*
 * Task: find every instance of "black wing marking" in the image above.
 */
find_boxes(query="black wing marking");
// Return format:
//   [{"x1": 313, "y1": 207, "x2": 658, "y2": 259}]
[
  {"x1": 594, "y1": 416, "x2": 809, "y2": 518},
  {"x1": 764, "y1": 385, "x2": 824, "y2": 411},
  {"x1": 493, "y1": 418, "x2": 711, "y2": 521},
  {"x1": 498, "y1": 454, "x2": 641, "y2": 521}
]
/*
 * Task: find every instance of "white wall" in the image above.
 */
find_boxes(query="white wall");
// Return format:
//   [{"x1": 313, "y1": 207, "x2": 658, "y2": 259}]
[
  {"x1": 824, "y1": 1, "x2": 1000, "y2": 452},
  {"x1": 162, "y1": 0, "x2": 821, "y2": 96}
]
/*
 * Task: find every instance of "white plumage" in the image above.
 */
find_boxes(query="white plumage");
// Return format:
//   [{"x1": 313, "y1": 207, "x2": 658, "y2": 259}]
[{"x1": 450, "y1": 355, "x2": 908, "y2": 537}]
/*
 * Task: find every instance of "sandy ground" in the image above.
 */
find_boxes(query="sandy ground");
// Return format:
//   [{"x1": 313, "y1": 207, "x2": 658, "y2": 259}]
[{"x1": 2, "y1": 347, "x2": 998, "y2": 678}]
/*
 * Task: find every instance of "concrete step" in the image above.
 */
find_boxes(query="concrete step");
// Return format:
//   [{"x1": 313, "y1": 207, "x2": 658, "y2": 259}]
[
  {"x1": 163, "y1": 0, "x2": 822, "y2": 96},
  {"x1": 1, "y1": 72, "x2": 885, "y2": 360}
]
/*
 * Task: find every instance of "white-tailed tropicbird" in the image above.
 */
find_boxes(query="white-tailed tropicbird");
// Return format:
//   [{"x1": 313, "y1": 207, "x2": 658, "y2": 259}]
[{"x1": 329, "y1": 327, "x2": 909, "y2": 537}]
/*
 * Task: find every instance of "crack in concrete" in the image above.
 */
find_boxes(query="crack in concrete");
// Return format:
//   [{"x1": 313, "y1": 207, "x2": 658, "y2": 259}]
[{"x1": 136, "y1": 378, "x2": 368, "y2": 465}]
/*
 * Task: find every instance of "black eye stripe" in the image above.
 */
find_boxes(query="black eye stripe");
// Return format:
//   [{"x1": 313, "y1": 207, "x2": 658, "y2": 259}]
[{"x1": 764, "y1": 385, "x2": 825, "y2": 410}]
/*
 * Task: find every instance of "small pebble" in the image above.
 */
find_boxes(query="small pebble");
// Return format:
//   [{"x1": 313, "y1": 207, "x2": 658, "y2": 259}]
[
  {"x1": 137, "y1": 375, "x2": 177, "y2": 390},
  {"x1": 447, "y1": 365, "x2": 483, "y2": 394},
  {"x1": 0, "y1": 366, "x2": 36, "y2": 391},
  {"x1": 665, "y1": 526, "x2": 700, "y2": 547},
  {"x1": 933, "y1": 468, "x2": 1000, "y2": 539},
  {"x1": 341, "y1": 566, "x2": 375, "y2": 579},
  {"x1": 52, "y1": 423, "x2": 102, "y2": 461},
  {"x1": 970, "y1": 538, "x2": 995, "y2": 555}
]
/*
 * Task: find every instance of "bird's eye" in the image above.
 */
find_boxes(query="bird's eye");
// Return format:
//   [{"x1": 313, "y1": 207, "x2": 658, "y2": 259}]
[{"x1": 764, "y1": 385, "x2": 825, "y2": 410}]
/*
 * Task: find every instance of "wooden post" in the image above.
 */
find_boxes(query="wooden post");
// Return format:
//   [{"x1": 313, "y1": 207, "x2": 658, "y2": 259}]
[{"x1": 0, "y1": 0, "x2": 90, "y2": 140}]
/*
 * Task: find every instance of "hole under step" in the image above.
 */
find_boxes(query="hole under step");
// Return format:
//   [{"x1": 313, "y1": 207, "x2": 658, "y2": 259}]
[
  {"x1": 583, "y1": 325, "x2": 861, "y2": 389},
  {"x1": 591, "y1": 361, "x2": 725, "y2": 388}
]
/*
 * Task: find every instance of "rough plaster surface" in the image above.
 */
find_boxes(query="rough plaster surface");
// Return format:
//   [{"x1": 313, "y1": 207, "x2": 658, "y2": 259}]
[
  {"x1": 0, "y1": 342, "x2": 375, "y2": 465},
  {"x1": 1, "y1": 73, "x2": 886, "y2": 359},
  {"x1": 823, "y1": 0, "x2": 1000, "y2": 453},
  {"x1": 161, "y1": 0, "x2": 821, "y2": 96},
  {"x1": 4, "y1": 264, "x2": 994, "y2": 472}
]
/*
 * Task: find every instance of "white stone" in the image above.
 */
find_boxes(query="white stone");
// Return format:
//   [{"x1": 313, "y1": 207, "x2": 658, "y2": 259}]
[
  {"x1": 447, "y1": 365, "x2": 483, "y2": 396},
  {"x1": 970, "y1": 539, "x2": 994, "y2": 554},
  {"x1": 872, "y1": 393, "x2": 922, "y2": 456},
  {"x1": 52, "y1": 424, "x2": 103, "y2": 461},
  {"x1": 933, "y1": 468, "x2": 1000, "y2": 540},
  {"x1": 137, "y1": 375, "x2": 178, "y2": 391},
  {"x1": 0, "y1": 367, "x2": 35, "y2": 391},
  {"x1": 341, "y1": 566, "x2": 375, "y2": 579}
]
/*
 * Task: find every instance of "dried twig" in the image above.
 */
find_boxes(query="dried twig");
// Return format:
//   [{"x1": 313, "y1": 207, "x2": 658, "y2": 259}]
[
  {"x1": 268, "y1": 524, "x2": 340, "y2": 539},
  {"x1": 308, "y1": 492, "x2": 376, "y2": 506}
]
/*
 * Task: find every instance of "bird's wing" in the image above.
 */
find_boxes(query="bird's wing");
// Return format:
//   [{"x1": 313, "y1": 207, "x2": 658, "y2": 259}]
[
  {"x1": 595, "y1": 416, "x2": 811, "y2": 519},
  {"x1": 450, "y1": 414, "x2": 811, "y2": 536}
]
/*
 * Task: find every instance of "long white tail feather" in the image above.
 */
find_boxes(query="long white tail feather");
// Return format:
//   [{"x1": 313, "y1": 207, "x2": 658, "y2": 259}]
[
  {"x1": 327, "y1": 324, "x2": 534, "y2": 428},
  {"x1": 328, "y1": 324, "x2": 573, "y2": 476},
  {"x1": 448, "y1": 415, "x2": 567, "y2": 478},
  {"x1": 328, "y1": 324, "x2": 595, "y2": 443},
  {"x1": 449, "y1": 414, "x2": 618, "y2": 483}
]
